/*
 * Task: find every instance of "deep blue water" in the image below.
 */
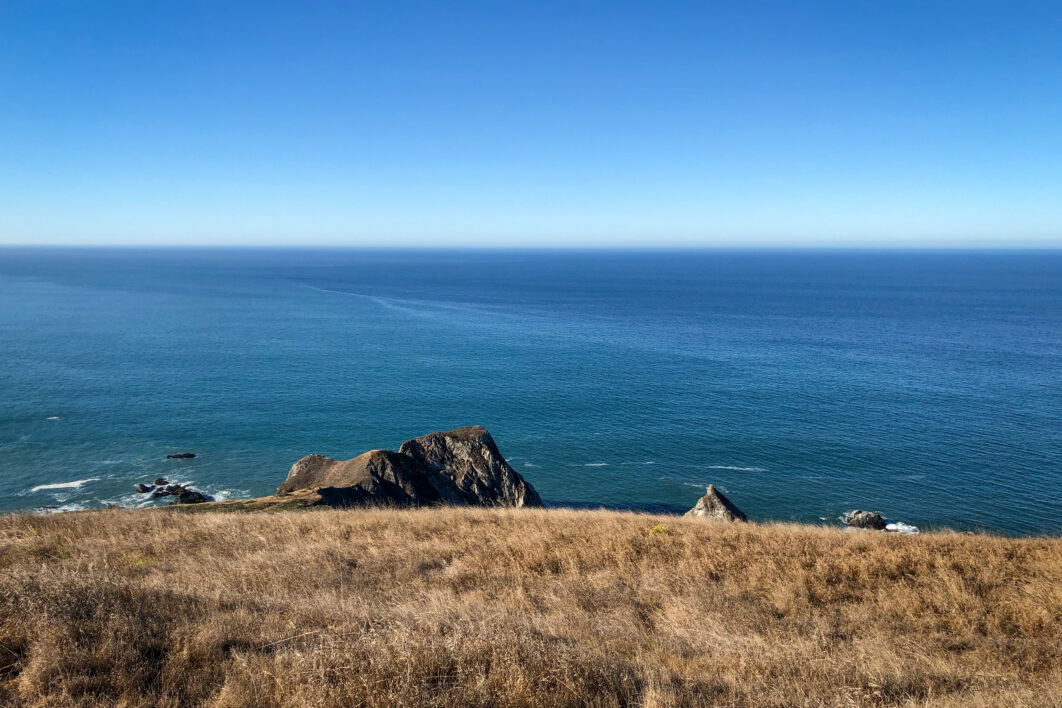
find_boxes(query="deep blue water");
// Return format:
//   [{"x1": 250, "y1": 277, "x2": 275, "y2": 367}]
[{"x1": 0, "y1": 248, "x2": 1059, "y2": 535}]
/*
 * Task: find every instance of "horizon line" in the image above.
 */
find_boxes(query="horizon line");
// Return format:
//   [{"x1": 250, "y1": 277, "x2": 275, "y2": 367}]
[{"x1": 2, "y1": 243, "x2": 1061, "y2": 253}]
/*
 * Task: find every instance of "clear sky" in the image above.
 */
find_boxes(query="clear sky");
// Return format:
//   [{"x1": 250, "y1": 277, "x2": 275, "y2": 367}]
[{"x1": 1, "y1": 1, "x2": 1060, "y2": 247}]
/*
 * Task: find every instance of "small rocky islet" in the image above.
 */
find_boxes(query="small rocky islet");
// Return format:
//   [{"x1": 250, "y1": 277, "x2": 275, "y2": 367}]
[
  {"x1": 133, "y1": 478, "x2": 210, "y2": 505},
  {"x1": 684, "y1": 484, "x2": 747, "y2": 522},
  {"x1": 134, "y1": 426, "x2": 914, "y2": 532}
]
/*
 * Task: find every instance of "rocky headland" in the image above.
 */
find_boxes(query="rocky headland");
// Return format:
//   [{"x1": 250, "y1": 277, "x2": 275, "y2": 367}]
[{"x1": 192, "y1": 425, "x2": 542, "y2": 512}]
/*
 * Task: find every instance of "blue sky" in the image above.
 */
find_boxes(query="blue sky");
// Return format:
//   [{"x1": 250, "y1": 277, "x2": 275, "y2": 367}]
[{"x1": 1, "y1": 1, "x2": 1060, "y2": 247}]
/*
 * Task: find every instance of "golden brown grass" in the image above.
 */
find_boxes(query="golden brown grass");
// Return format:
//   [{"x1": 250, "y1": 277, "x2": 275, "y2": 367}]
[{"x1": 1, "y1": 507, "x2": 1060, "y2": 707}]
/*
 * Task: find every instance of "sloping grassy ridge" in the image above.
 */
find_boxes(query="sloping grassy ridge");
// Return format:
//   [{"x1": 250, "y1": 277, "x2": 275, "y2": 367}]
[{"x1": 1, "y1": 507, "x2": 1060, "y2": 707}]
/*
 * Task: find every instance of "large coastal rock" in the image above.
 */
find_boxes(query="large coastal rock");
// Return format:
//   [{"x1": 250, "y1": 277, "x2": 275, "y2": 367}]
[
  {"x1": 845, "y1": 510, "x2": 887, "y2": 530},
  {"x1": 170, "y1": 489, "x2": 209, "y2": 505},
  {"x1": 277, "y1": 449, "x2": 444, "y2": 506},
  {"x1": 685, "y1": 485, "x2": 747, "y2": 522},
  {"x1": 399, "y1": 426, "x2": 543, "y2": 507},
  {"x1": 277, "y1": 426, "x2": 542, "y2": 509}
]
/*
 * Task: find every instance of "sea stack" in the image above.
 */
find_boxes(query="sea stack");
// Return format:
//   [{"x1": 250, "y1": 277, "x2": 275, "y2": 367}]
[
  {"x1": 845, "y1": 510, "x2": 888, "y2": 530},
  {"x1": 278, "y1": 425, "x2": 542, "y2": 509},
  {"x1": 685, "y1": 484, "x2": 747, "y2": 522}
]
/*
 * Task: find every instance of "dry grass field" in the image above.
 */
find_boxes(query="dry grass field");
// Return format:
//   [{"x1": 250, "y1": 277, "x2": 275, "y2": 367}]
[{"x1": 1, "y1": 507, "x2": 1060, "y2": 707}]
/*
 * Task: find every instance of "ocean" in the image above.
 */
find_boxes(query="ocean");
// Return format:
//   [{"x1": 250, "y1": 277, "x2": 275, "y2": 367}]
[{"x1": 1, "y1": 248, "x2": 1059, "y2": 535}]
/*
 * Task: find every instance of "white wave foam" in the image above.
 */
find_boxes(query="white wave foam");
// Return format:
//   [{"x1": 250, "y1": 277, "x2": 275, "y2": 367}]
[
  {"x1": 209, "y1": 489, "x2": 249, "y2": 502},
  {"x1": 706, "y1": 465, "x2": 766, "y2": 472},
  {"x1": 682, "y1": 482, "x2": 730, "y2": 493},
  {"x1": 37, "y1": 503, "x2": 87, "y2": 514},
  {"x1": 523, "y1": 462, "x2": 535, "y2": 467},
  {"x1": 30, "y1": 478, "x2": 100, "y2": 493},
  {"x1": 840, "y1": 510, "x2": 921, "y2": 535},
  {"x1": 98, "y1": 493, "x2": 150, "y2": 509},
  {"x1": 46, "y1": 416, "x2": 61, "y2": 420},
  {"x1": 584, "y1": 463, "x2": 609, "y2": 467}
]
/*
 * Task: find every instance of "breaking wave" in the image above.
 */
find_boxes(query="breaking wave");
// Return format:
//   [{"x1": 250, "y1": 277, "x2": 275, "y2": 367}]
[
  {"x1": 706, "y1": 465, "x2": 766, "y2": 472},
  {"x1": 36, "y1": 503, "x2": 87, "y2": 514},
  {"x1": 30, "y1": 478, "x2": 100, "y2": 493}
]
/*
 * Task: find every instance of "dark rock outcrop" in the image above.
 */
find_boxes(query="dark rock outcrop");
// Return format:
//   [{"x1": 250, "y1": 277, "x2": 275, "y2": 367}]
[
  {"x1": 167, "y1": 453, "x2": 196, "y2": 459},
  {"x1": 278, "y1": 449, "x2": 443, "y2": 505},
  {"x1": 684, "y1": 485, "x2": 747, "y2": 522},
  {"x1": 399, "y1": 426, "x2": 543, "y2": 507},
  {"x1": 141, "y1": 480, "x2": 211, "y2": 502},
  {"x1": 170, "y1": 489, "x2": 209, "y2": 505},
  {"x1": 278, "y1": 426, "x2": 542, "y2": 509},
  {"x1": 138, "y1": 476, "x2": 219, "y2": 506},
  {"x1": 845, "y1": 510, "x2": 887, "y2": 530}
]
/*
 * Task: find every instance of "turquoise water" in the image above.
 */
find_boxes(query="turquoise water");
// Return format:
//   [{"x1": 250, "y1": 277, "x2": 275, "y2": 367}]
[{"x1": 1, "y1": 248, "x2": 1059, "y2": 534}]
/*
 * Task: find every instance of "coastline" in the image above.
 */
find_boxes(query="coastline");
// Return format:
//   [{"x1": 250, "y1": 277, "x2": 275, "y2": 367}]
[{"x1": 12, "y1": 473, "x2": 1030, "y2": 538}]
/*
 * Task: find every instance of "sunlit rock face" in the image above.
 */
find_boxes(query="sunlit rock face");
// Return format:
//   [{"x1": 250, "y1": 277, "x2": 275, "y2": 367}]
[{"x1": 684, "y1": 485, "x2": 747, "y2": 522}]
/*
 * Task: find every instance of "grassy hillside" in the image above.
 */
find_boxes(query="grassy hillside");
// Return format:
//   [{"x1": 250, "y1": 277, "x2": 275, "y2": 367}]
[{"x1": 1, "y1": 507, "x2": 1060, "y2": 707}]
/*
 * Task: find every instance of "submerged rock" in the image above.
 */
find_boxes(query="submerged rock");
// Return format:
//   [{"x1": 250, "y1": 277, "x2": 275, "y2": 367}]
[
  {"x1": 278, "y1": 426, "x2": 542, "y2": 509},
  {"x1": 685, "y1": 485, "x2": 747, "y2": 522},
  {"x1": 153, "y1": 478, "x2": 169, "y2": 487},
  {"x1": 845, "y1": 510, "x2": 887, "y2": 530},
  {"x1": 167, "y1": 453, "x2": 196, "y2": 459},
  {"x1": 135, "y1": 483, "x2": 154, "y2": 494}
]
